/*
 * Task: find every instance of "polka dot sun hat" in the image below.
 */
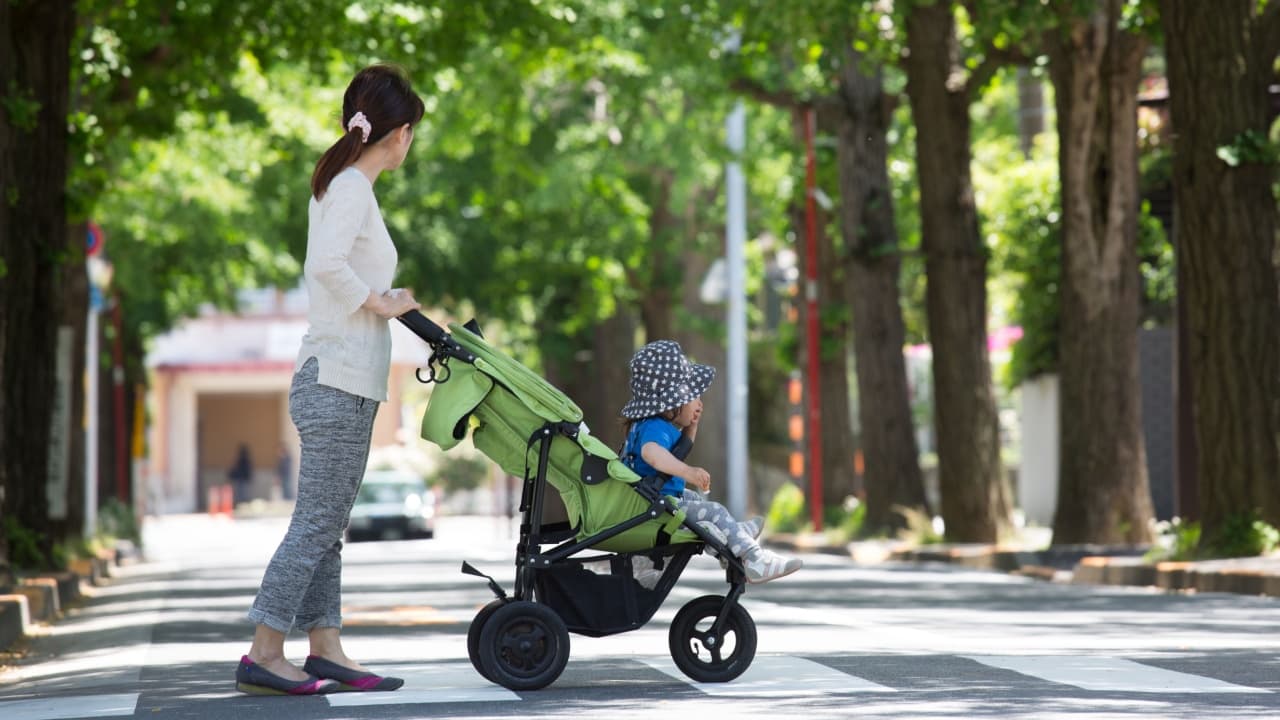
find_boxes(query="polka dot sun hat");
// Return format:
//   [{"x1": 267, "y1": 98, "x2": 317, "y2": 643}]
[{"x1": 620, "y1": 340, "x2": 716, "y2": 419}]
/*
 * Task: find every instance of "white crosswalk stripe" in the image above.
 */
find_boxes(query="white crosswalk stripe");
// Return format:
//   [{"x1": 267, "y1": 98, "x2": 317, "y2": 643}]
[
  {"x1": 0, "y1": 692, "x2": 138, "y2": 720},
  {"x1": 968, "y1": 655, "x2": 1271, "y2": 694},
  {"x1": 325, "y1": 661, "x2": 518, "y2": 707},
  {"x1": 641, "y1": 655, "x2": 895, "y2": 696}
]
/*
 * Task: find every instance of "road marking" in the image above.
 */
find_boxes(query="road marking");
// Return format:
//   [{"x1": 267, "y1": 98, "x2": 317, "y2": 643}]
[
  {"x1": 967, "y1": 655, "x2": 1271, "y2": 694},
  {"x1": 641, "y1": 655, "x2": 895, "y2": 696},
  {"x1": 0, "y1": 693, "x2": 138, "y2": 720},
  {"x1": 325, "y1": 662, "x2": 519, "y2": 706}
]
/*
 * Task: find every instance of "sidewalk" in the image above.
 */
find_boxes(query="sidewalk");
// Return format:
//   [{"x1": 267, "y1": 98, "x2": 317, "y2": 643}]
[
  {"x1": 769, "y1": 529, "x2": 1280, "y2": 598},
  {"x1": 0, "y1": 534, "x2": 150, "y2": 657}
]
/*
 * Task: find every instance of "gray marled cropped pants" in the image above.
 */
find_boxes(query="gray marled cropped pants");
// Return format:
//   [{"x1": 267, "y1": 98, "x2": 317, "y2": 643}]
[{"x1": 247, "y1": 357, "x2": 378, "y2": 633}]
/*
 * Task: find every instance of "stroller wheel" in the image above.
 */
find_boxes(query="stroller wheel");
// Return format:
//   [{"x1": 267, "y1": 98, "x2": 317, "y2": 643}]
[
  {"x1": 668, "y1": 594, "x2": 756, "y2": 683},
  {"x1": 477, "y1": 600, "x2": 570, "y2": 691},
  {"x1": 467, "y1": 599, "x2": 509, "y2": 683}
]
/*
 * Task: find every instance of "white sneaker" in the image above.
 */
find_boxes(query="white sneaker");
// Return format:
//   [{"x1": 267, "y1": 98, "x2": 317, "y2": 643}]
[
  {"x1": 738, "y1": 516, "x2": 764, "y2": 540},
  {"x1": 743, "y1": 549, "x2": 803, "y2": 584}
]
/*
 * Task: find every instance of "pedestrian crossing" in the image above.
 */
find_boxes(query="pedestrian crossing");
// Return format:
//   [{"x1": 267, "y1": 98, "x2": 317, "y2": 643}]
[
  {"x1": 0, "y1": 692, "x2": 138, "y2": 720},
  {"x1": 967, "y1": 655, "x2": 1267, "y2": 694},
  {"x1": 0, "y1": 654, "x2": 1270, "y2": 718}
]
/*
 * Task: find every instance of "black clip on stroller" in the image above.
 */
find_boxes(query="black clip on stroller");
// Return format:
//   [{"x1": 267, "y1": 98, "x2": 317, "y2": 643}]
[{"x1": 398, "y1": 310, "x2": 758, "y2": 691}]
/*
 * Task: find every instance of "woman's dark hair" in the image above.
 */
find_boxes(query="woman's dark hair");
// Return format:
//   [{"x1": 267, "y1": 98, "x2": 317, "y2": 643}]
[{"x1": 311, "y1": 64, "x2": 426, "y2": 199}]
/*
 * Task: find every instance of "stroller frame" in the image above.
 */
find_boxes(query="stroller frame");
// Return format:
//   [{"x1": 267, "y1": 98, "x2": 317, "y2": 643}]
[{"x1": 400, "y1": 310, "x2": 759, "y2": 690}]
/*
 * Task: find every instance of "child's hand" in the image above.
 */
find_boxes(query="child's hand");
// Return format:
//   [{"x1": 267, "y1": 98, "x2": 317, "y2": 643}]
[{"x1": 688, "y1": 467, "x2": 711, "y2": 493}]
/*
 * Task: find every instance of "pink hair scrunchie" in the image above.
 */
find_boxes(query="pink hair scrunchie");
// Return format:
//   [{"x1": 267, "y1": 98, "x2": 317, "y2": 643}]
[{"x1": 346, "y1": 111, "x2": 372, "y2": 143}]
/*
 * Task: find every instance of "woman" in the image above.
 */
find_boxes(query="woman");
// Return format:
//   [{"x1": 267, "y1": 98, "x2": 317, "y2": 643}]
[{"x1": 236, "y1": 64, "x2": 424, "y2": 696}]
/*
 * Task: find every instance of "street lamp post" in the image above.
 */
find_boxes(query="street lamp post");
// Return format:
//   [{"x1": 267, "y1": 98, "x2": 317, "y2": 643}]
[{"x1": 723, "y1": 31, "x2": 749, "y2": 521}]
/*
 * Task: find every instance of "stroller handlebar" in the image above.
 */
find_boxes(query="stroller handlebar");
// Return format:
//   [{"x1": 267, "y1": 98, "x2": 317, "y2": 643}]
[
  {"x1": 396, "y1": 308, "x2": 446, "y2": 343},
  {"x1": 396, "y1": 309, "x2": 476, "y2": 365}
]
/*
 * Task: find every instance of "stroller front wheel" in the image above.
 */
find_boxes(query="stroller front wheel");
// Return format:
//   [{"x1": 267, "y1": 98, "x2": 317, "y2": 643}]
[
  {"x1": 668, "y1": 594, "x2": 756, "y2": 683},
  {"x1": 477, "y1": 600, "x2": 570, "y2": 690}
]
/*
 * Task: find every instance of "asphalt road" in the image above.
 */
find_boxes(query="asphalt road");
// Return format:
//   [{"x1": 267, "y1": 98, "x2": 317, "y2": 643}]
[{"x1": 1, "y1": 513, "x2": 1278, "y2": 719}]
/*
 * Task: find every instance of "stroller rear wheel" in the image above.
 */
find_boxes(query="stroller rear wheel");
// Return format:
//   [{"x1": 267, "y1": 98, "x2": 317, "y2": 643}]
[
  {"x1": 467, "y1": 599, "x2": 509, "y2": 683},
  {"x1": 668, "y1": 594, "x2": 756, "y2": 683},
  {"x1": 477, "y1": 600, "x2": 570, "y2": 690}
]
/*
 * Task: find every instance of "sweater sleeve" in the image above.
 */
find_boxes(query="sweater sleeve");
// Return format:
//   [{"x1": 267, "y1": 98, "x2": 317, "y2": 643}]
[{"x1": 304, "y1": 177, "x2": 373, "y2": 316}]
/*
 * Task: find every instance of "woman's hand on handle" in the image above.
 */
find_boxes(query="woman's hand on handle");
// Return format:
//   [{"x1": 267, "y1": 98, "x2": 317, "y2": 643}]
[{"x1": 365, "y1": 288, "x2": 421, "y2": 319}]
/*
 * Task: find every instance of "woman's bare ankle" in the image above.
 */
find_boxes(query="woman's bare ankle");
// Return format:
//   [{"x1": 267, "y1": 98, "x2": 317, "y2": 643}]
[{"x1": 248, "y1": 654, "x2": 309, "y2": 681}]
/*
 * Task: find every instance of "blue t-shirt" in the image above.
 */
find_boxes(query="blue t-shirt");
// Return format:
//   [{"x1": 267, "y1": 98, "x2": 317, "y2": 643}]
[{"x1": 620, "y1": 418, "x2": 686, "y2": 497}]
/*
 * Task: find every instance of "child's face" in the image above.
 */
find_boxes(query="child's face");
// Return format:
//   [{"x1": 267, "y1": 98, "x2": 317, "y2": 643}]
[{"x1": 672, "y1": 397, "x2": 703, "y2": 429}]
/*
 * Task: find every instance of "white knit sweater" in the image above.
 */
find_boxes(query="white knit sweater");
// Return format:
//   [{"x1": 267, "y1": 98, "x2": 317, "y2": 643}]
[{"x1": 297, "y1": 166, "x2": 398, "y2": 402}]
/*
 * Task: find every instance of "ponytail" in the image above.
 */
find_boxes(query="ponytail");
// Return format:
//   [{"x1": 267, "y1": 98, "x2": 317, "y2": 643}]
[
  {"x1": 310, "y1": 64, "x2": 426, "y2": 200},
  {"x1": 311, "y1": 131, "x2": 365, "y2": 200}
]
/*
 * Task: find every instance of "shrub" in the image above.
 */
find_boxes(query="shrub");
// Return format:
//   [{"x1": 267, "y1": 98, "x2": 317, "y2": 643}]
[
  {"x1": 1205, "y1": 512, "x2": 1279, "y2": 559},
  {"x1": 893, "y1": 505, "x2": 944, "y2": 545},
  {"x1": 824, "y1": 497, "x2": 866, "y2": 542},
  {"x1": 99, "y1": 498, "x2": 141, "y2": 545},
  {"x1": 3, "y1": 517, "x2": 46, "y2": 570},
  {"x1": 1145, "y1": 517, "x2": 1200, "y2": 562},
  {"x1": 765, "y1": 482, "x2": 807, "y2": 534}
]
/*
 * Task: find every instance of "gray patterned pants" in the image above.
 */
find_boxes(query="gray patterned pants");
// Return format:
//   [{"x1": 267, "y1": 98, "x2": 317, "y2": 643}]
[
  {"x1": 680, "y1": 490, "x2": 757, "y2": 558},
  {"x1": 247, "y1": 357, "x2": 378, "y2": 633}
]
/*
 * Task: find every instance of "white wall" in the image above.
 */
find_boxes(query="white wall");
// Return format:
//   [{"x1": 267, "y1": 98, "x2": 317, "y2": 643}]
[{"x1": 1018, "y1": 374, "x2": 1059, "y2": 527}]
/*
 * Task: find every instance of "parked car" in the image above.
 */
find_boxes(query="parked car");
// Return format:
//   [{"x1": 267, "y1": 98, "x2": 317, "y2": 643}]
[{"x1": 346, "y1": 469, "x2": 436, "y2": 542}]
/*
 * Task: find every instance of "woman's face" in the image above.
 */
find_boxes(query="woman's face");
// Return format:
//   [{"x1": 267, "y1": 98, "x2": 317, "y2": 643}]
[
  {"x1": 672, "y1": 397, "x2": 703, "y2": 429},
  {"x1": 386, "y1": 123, "x2": 414, "y2": 170}
]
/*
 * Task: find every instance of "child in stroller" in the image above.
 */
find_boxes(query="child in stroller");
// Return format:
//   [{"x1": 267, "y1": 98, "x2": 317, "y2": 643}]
[
  {"x1": 619, "y1": 340, "x2": 801, "y2": 584},
  {"x1": 403, "y1": 311, "x2": 791, "y2": 692}
]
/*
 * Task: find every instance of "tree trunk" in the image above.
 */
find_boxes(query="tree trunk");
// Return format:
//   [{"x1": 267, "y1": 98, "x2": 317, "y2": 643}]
[
  {"x1": 905, "y1": 1, "x2": 1012, "y2": 542},
  {"x1": 829, "y1": 56, "x2": 929, "y2": 534},
  {"x1": 1047, "y1": 4, "x2": 1154, "y2": 544},
  {"x1": 1160, "y1": 0, "x2": 1280, "y2": 540},
  {"x1": 0, "y1": 0, "x2": 76, "y2": 565}
]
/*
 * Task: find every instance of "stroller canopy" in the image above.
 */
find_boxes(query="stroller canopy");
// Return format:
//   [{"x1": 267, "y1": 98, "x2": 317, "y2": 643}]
[{"x1": 420, "y1": 324, "x2": 697, "y2": 552}]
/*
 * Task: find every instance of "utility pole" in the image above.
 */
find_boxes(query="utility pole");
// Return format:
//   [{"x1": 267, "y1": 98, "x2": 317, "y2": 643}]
[
  {"x1": 724, "y1": 33, "x2": 749, "y2": 520},
  {"x1": 802, "y1": 107, "x2": 824, "y2": 530}
]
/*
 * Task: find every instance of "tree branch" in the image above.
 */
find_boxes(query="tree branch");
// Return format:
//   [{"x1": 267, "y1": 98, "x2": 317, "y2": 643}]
[
  {"x1": 729, "y1": 76, "x2": 801, "y2": 109},
  {"x1": 966, "y1": 45, "x2": 1033, "y2": 100},
  {"x1": 729, "y1": 76, "x2": 842, "y2": 113}
]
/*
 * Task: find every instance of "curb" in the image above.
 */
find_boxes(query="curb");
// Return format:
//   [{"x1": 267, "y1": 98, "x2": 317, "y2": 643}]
[
  {"x1": 0, "y1": 550, "x2": 125, "y2": 655},
  {"x1": 768, "y1": 534, "x2": 1280, "y2": 599}
]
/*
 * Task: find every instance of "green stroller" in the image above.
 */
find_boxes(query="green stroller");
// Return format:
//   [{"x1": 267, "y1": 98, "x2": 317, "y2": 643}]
[{"x1": 400, "y1": 310, "x2": 758, "y2": 691}]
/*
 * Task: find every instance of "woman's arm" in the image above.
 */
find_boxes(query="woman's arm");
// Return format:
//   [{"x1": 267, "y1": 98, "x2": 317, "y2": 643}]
[{"x1": 305, "y1": 182, "x2": 373, "y2": 315}]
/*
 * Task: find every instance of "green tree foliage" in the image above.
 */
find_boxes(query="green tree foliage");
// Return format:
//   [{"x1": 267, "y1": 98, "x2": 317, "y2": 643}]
[{"x1": 0, "y1": 0, "x2": 583, "y2": 568}]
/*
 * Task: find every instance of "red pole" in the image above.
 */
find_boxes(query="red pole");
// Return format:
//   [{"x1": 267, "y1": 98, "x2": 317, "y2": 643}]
[
  {"x1": 802, "y1": 106, "x2": 824, "y2": 531},
  {"x1": 112, "y1": 299, "x2": 128, "y2": 501}
]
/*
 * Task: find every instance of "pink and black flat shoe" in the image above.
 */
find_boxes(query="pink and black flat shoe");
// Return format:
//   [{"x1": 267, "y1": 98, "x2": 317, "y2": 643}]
[
  {"x1": 302, "y1": 655, "x2": 404, "y2": 692},
  {"x1": 235, "y1": 656, "x2": 337, "y2": 696}
]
